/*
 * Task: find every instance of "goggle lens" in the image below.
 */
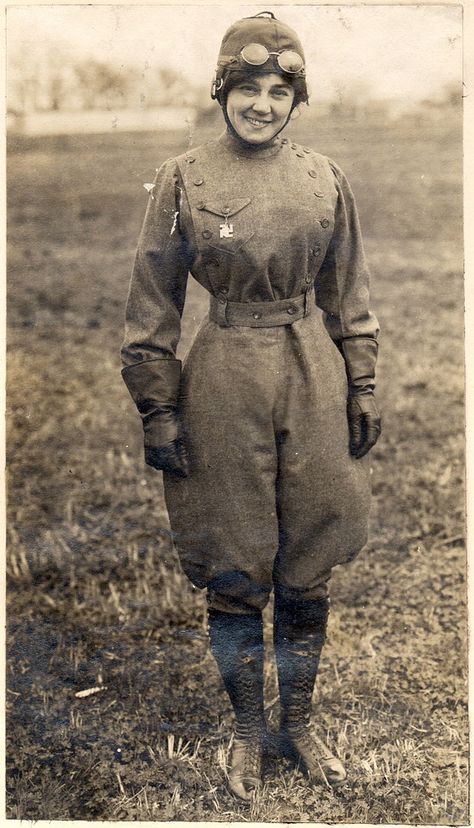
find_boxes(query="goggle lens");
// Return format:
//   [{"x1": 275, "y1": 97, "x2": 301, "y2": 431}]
[
  {"x1": 277, "y1": 50, "x2": 304, "y2": 74},
  {"x1": 240, "y1": 43, "x2": 304, "y2": 74},
  {"x1": 240, "y1": 43, "x2": 270, "y2": 65}
]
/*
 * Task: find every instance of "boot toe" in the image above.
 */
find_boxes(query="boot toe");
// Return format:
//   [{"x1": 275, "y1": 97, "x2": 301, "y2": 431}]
[
  {"x1": 282, "y1": 729, "x2": 347, "y2": 788},
  {"x1": 319, "y1": 756, "x2": 346, "y2": 786},
  {"x1": 228, "y1": 772, "x2": 260, "y2": 801},
  {"x1": 228, "y1": 737, "x2": 262, "y2": 801},
  {"x1": 311, "y1": 733, "x2": 346, "y2": 786}
]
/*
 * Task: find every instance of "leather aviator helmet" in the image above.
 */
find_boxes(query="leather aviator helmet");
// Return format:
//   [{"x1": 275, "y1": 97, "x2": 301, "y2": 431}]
[{"x1": 211, "y1": 11, "x2": 308, "y2": 106}]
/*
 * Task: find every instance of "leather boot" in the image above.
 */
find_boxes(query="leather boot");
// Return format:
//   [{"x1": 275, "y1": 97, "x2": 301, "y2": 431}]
[
  {"x1": 208, "y1": 609, "x2": 266, "y2": 800},
  {"x1": 274, "y1": 593, "x2": 346, "y2": 787}
]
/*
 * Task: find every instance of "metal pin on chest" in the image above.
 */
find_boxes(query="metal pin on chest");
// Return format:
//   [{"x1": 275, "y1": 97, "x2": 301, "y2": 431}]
[{"x1": 219, "y1": 209, "x2": 234, "y2": 239}]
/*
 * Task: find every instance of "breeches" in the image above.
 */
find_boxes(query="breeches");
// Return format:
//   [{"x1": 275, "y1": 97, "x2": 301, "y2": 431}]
[{"x1": 164, "y1": 311, "x2": 370, "y2": 614}]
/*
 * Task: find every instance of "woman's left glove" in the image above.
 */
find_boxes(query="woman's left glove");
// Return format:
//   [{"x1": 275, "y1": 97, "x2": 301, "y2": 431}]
[
  {"x1": 122, "y1": 358, "x2": 189, "y2": 478},
  {"x1": 339, "y1": 337, "x2": 381, "y2": 459},
  {"x1": 347, "y1": 392, "x2": 381, "y2": 459}
]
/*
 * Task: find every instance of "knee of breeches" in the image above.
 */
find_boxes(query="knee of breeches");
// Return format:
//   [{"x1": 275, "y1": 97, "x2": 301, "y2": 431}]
[
  {"x1": 274, "y1": 586, "x2": 330, "y2": 638},
  {"x1": 206, "y1": 570, "x2": 272, "y2": 614},
  {"x1": 273, "y1": 574, "x2": 331, "y2": 604}
]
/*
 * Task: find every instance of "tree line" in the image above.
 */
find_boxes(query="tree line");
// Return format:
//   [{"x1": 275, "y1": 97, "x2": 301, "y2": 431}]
[{"x1": 8, "y1": 47, "x2": 207, "y2": 113}]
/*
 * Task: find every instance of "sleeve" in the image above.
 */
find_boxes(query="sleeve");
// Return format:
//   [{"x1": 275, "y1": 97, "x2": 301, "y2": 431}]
[
  {"x1": 120, "y1": 158, "x2": 193, "y2": 446},
  {"x1": 315, "y1": 159, "x2": 380, "y2": 393},
  {"x1": 315, "y1": 159, "x2": 379, "y2": 343}
]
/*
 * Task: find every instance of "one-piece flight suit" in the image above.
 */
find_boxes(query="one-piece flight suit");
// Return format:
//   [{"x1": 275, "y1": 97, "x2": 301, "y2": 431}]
[{"x1": 122, "y1": 129, "x2": 379, "y2": 614}]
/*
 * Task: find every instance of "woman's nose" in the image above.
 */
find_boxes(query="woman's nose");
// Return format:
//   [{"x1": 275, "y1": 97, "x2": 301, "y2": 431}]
[{"x1": 251, "y1": 94, "x2": 272, "y2": 114}]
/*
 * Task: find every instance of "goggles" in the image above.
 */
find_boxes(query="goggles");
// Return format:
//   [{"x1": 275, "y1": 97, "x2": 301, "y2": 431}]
[
  {"x1": 221, "y1": 43, "x2": 305, "y2": 75},
  {"x1": 241, "y1": 43, "x2": 304, "y2": 74}
]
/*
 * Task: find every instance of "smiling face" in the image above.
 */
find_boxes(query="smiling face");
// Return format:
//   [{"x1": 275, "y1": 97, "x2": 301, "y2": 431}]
[{"x1": 225, "y1": 72, "x2": 296, "y2": 144}]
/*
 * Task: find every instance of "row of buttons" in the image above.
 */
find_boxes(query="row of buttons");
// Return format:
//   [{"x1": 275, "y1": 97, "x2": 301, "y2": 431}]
[
  {"x1": 184, "y1": 155, "x2": 204, "y2": 188},
  {"x1": 281, "y1": 139, "x2": 311, "y2": 153},
  {"x1": 284, "y1": 141, "x2": 323, "y2": 184}
]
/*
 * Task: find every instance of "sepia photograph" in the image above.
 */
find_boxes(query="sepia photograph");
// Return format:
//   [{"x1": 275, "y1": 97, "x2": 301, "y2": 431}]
[{"x1": 5, "y1": 2, "x2": 466, "y2": 822}]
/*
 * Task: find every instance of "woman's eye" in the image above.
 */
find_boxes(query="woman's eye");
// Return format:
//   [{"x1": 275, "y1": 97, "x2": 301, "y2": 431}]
[
  {"x1": 272, "y1": 88, "x2": 290, "y2": 97},
  {"x1": 238, "y1": 85, "x2": 257, "y2": 94}
]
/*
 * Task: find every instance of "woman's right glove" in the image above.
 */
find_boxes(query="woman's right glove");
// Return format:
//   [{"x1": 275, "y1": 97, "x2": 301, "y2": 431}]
[
  {"x1": 122, "y1": 358, "x2": 189, "y2": 478},
  {"x1": 339, "y1": 337, "x2": 381, "y2": 459},
  {"x1": 144, "y1": 440, "x2": 189, "y2": 478}
]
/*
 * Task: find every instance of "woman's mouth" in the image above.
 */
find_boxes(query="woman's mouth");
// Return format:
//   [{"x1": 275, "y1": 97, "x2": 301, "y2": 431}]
[{"x1": 244, "y1": 116, "x2": 272, "y2": 128}]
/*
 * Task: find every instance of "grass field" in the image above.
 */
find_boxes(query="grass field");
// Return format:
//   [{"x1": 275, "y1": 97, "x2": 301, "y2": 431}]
[{"x1": 6, "y1": 110, "x2": 467, "y2": 822}]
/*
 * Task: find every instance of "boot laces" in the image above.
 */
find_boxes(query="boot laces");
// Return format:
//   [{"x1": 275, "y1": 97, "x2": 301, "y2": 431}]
[
  {"x1": 230, "y1": 732, "x2": 262, "y2": 788},
  {"x1": 291, "y1": 727, "x2": 335, "y2": 762}
]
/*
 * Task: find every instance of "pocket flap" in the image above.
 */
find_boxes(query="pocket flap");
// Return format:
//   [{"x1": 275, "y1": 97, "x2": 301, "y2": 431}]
[
  {"x1": 199, "y1": 197, "x2": 251, "y2": 218},
  {"x1": 209, "y1": 231, "x2": 255, "y2": 255}
]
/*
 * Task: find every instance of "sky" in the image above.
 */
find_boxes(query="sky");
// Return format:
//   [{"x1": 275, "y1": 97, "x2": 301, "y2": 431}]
[{"x1": 7, "y1": 4, "x2": 462, "y2": 102}]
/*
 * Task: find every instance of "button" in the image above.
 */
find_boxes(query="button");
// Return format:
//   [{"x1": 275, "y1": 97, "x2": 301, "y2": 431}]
[
  {"x1": 219, "y1": 286, "x2": 228, "y2": 294},
  {"x1": 218, "y1": 295, "x2": 227, "y2": 304},
  {"x1": 304, "y1": 147, "x2": 311, "y2": 153},
  {"x1": 314, "y1": 191, "x2": 325, "y2": 198},
  {"x1": 193, "y1": 178, "x2": 204, "y2": 186},
  {"x1": 287, "y1": 306, "x2": 296, "y2": 315},
  {"x1": 186, "y1": 156, "x2": 195, "y2": 163},
  {"x1": 202, "y1": 230, "x2": 212, "y2": 239},
  {"x1": 320, "y1": 219, "x2": 330, "y2": 228},
  {"x1": 291, "y1": 143, "x2": 297, "y2": 149},
  {"x1": 311, "y1": 246, "x2": 321, "y2": 256},
  {"x1": 296, "y1": 152, "x2": 304, "y2": 158},
  {"x1": 196, "y1": 201, "x2": 206, "y2": 210},
  {"x1": 281, "y1": 138, "x2": 288, "y2": 144},
  {"x1": 308, "y1": 170, "x2": 317, "y2": 178},
  {"x1": 223, "y1": 206, "x2": 230, "y2": 213},
  {"x1": 253, "y1": 312, "x2": 262, "y2": 320},
  {"x1": 305, "y1": 275, "x2": 313, "y2": 284}
]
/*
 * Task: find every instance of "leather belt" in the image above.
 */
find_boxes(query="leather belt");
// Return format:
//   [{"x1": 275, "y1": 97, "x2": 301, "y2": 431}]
[{"x1": 209, "y1": 287, "x2": 313, "y2": 328}]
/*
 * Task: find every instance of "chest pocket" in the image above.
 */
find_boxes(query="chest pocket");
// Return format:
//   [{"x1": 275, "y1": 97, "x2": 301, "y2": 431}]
[{"x1": 194, "y1": 197, "x2": 254, "y2": 255}]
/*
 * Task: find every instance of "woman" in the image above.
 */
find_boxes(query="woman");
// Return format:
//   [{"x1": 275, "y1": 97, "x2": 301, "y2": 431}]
[{"x1": 121, "y1": 11, "x2": 381, "y2": 801}]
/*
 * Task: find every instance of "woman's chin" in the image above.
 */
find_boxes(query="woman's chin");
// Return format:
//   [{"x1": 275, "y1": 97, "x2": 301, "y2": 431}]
[{"x1": 236, "y1": 124, "x2": 279, "y2": 144}]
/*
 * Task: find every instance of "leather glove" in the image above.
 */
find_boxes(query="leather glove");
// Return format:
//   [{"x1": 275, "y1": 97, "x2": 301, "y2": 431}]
[
  {"x1": 144, "y1": 437, "x2": 189, "y2": 478},
  {"x1": 339, "y1": 337, "x2": 381, "y2": 459},
  {"x1": 347, "y1": 393, "x2": 381, "y2": 459},
  {"x1": 122, "y1": 358, "x2": 189, "y2": 479}
]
